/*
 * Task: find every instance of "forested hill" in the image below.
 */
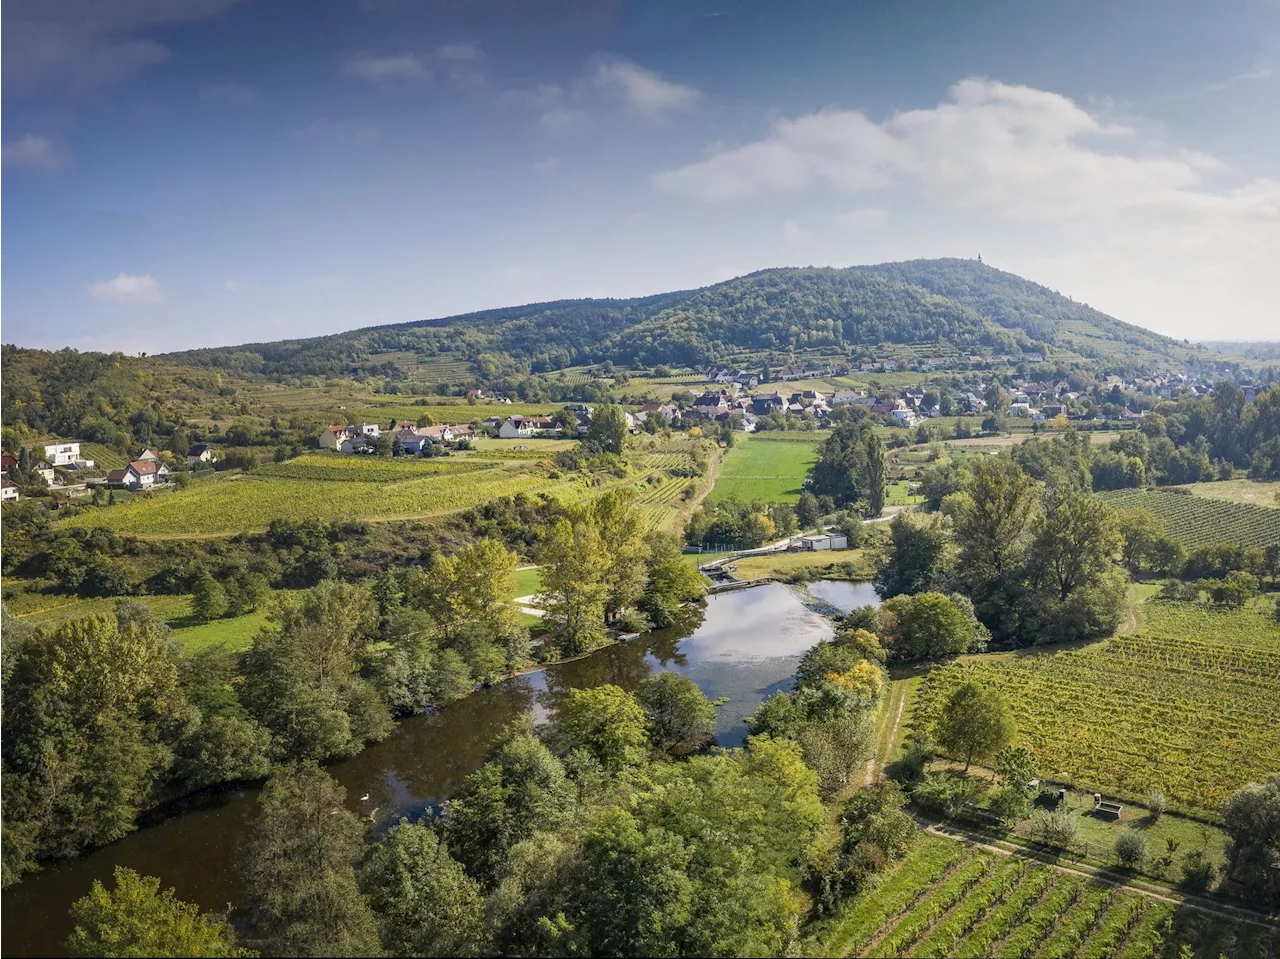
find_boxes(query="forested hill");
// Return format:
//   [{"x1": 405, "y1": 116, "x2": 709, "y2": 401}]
[{"x1": 154, "y1": 258, "x2": 1203, "y2": 380}]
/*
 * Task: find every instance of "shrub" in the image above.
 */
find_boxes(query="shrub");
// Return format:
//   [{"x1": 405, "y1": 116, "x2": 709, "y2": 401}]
[
  {"x1": 1146, "y1": 788, "x2": 1168, "y2": 821},
  {"x1": 1114, "y1": 828, "x2": 1146, "y2": 868},
  {"x1": 1180, "y1": 849, "x2": 1217, "y2": 892},
  {"x1": 1034, "y1": 809, "x2": 1078, "y2": 847},
  {"x1": 910, "y1": 772, "x2": 975, "y2": 818}
]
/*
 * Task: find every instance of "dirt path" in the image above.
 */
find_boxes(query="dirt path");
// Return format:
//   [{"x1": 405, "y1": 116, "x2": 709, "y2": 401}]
[
  {"x1": 923, "y1": 822, "x2": 1279, "y2": 932},
  {"x1": 866, "y1": 679, "x2": 909, "y2": 786}
]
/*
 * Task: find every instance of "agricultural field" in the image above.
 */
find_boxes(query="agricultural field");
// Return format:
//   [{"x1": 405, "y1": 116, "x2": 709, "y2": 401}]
[
  {"x1": 1097, "y1": 489, "x2": 1280, "y2": 547},
  {"x1": 708, "y1": 432, "x2": 820, "y2": 504},
  {"x1": 6, "y1": 589, "x2": 301, "y2": 652},
  {"x1": 76, "y1": 442, "x2": 129, "y2": 470},
  {"x1": 57, "y1": 465, "x2": 563, "y2": 536},
  {"x1": 913, "y1": 601, "x2": 1280, "y2": 814},
  {"x1": 808, "y1": 833, "x2": 1276, "y2": 958},
  {"x1": 255, "y1": 453, "x2": 493, "y2": 482},
  {"x1": 885, "y1": 479, "x2": 924, "y2": 506},
  {"x1": 1182, "y1": 478, "x2": 1280, "y2": 508}
]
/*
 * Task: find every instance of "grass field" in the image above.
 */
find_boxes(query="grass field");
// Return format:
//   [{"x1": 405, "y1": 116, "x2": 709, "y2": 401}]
[
  {"x1": 8, "y1": 590, "x2": 301, "y2": 651},
  {"x1": 727, "y1": 549, "x2": 876, "y2": 581},
  {"x1": 1182, "y1": 478, "x2": 1280, "y2": 508},
  {"x1": 913, "y1": 601, "x2": 1280, "y2": 814},
  {"x1": 57, "y1": 465, "x2": 563, "y2": 536},
  {"x1": 1097, "y1": 488, "x2": 1280, "y2": 547},
  {"x1": 806, "y1": 833, "x2": 1276, "y2": 958},
  {"x1": 708, "y1": 433, "x2": 819, "y2": 504}
]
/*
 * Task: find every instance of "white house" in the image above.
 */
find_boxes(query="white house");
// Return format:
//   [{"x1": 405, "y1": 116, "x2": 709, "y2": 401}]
[
  {"x1": 106, "y1": 459, "x2": 171, "y2": 489},
  {"x1": 44, "y1": 441, "x2": 80, "y2": 467},
  {"x1": 498, "y1": 415, "x2": 554, "y2": 439},
  {"x1": 136, "y1": 448, "x2": 161, "y2": 461},
  {"x1": 1009, "y1": 403, "x2": 1032, "y2": 417},
  {"x1": 188, "y1": 444, "x2": 216, "y2": 466},
  {"x1": 1, "y1": 480, "x2": 19, "y2": 502},
  {"x1": 319, "y1": 426, "x2": 350, "y2": 449},
  {"x1": 890, "y1": 408, "x2": 918, "y2": 428}
]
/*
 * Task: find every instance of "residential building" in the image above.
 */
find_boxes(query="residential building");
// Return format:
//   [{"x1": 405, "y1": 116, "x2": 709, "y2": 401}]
[
  {"x1": 188, "y1": 444, "x2": 216, "y2": 466},
  {"x1": 640, "y1": 401, "x2": 680, "y2": 425},
  {"x1": 1, "y1": 480, "x2": 18, "y2": 502},
  {"x1": 137, "y1": 448, "x2": 161, "y2": 461},
  {"x1": 107, "y1": 459, "x2": 171, "y2": 489},
  {"x1": 43, "y1": 441, "x2": 81, "y2": 467}
]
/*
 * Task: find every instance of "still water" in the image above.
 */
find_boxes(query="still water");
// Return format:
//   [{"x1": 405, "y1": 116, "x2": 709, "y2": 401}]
[
  {"x1": 2, "y1": 582, "x2": 862, "y2": 957},
  {"x1": 804, "y1": 579, "x2": 880, "y2": 613}
]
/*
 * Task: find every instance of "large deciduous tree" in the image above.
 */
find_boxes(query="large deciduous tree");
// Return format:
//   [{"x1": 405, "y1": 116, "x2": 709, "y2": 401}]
[
  {"x1": 243, "y1": 763, "x2": 380, "y2": 957},
  {"x1": 933, "y1": 682, "x2": 1014, "y2": 772},
  {"x1": 66, "y1": 868, "x2": 249, "y2": 959}
]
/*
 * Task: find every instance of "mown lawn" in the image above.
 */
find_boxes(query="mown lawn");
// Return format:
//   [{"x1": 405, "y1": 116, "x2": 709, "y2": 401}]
[{"x1": 707, "y1": 433, "x2": 819, "y2": 504}]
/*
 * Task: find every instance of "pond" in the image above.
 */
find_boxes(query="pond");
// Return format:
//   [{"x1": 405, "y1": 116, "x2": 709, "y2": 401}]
[
  {"x1": 0, "y1": 582, "x2": 864, "y2": 957},
  {"x1": 804, "y1": 579, "x2": 880, "y2": 613}
]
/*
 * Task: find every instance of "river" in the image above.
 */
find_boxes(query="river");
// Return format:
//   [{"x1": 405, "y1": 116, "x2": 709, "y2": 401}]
[{"x1": 1, "y1": 582, "x2": 871, "y2": 957}]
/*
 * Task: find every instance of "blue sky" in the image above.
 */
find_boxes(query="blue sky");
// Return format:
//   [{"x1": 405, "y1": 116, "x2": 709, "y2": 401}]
[{"x1": 3, "y1": 0, "x2": 1277, "y2": 353}]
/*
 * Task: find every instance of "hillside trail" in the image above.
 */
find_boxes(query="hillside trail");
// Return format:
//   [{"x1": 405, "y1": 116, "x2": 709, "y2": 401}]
[{"x1": 865, "y1": 679, "x2": 909, "y2": 786}]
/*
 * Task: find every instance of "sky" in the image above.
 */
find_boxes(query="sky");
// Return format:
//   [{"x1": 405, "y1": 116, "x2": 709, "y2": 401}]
[{"x1": 2, "y1": 0, "x2": 1278, "y2": 354}]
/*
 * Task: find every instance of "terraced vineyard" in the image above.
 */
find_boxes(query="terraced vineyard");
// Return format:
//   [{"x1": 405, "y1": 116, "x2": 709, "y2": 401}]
[
  {"x1": 913, "y1": 602, "x2": 1280, "y2": 813},
  {"x1": 811, "y1": 834, "x2": 1277, "y2": 958},
  {"x1": 635, "y1": 475, "x2": 697, "y2": 530},
  {"x1": 1097, "y1": 488, "x2": 1280, "y2": 547}
]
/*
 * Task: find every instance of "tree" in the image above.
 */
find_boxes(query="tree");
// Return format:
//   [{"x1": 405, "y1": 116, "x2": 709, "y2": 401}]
[
  {"x1": 636, "y1": 672, "x2": 717, "y2": 756},
  {"x1": 556, "y1": 684, "x2": 649, "y2": 770},
  {"x1": 590, "y1": 491, "x2": 648, "y2": 624},
  {"x1": 950, "y1": 455, "x2": 1038, "y2": 640},
  {"x1": 190, "y1": 570, "x2": 229, "y2": 621},
  {"x1": 865, "y1": 431, "x2": 886, "y2": 518},
  {"x1": 874, "y1": 512, "x2": 950, "y2": 599},
  {"x1": 1222, "y1": 774, "x2": 1280, "y2": 906},
  {"x1": 539, "y1": 515, "x2": 610, "y2": 656},
  {"x1": 879, "y1": 592, "x2": 987, "y2": 661},
  {"x1": 586, "y1": 404, "x2": 628, "y2": 455},
  {"x1": 933, "y1": 682, "x2": 1014, "y2": 771},
  {"x1": 637, "y1": 532, "x2": 705, "y2": 628},
  {"x1": 795, "y1": 490, "x2": 822, "y2": 529},
  {"x1": 2, "y1": 612, "x2": 189, "y2": 884},
  {"x1": 66, "y1": 867, "x2": 250, "y2": 958},
  {"x1": 242, "y1": 763, "x2": 380, "y2": 957},
  {"x1": 443, "y1": 726, "x2": 577, "y2": 888},
  {"x1": 1114, "y1": 829, "x2": 1147, "y2": 868},
  {"x1": 1116, "y1": 508, "x2": 1167, "y2": 572},
  {"x1": 359, "y1": 820, "x2": 489, "y2": 957},
  {"x1": 808, "y1": 420, "x2": 876, "y2": 506}
]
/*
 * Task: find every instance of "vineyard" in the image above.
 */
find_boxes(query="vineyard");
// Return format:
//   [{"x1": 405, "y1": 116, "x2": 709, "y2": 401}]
[
  {"x1": 1097, "y1": 489, "x2": 1280, "y2": 548},
  {"x1": 255, "y1": 454, "x2": 493, "y2": 482},
  {"x1": 58, "y1": 466, "x2": 561, "y2": 536},
  {"x1": 913, "y1": 602, "x2": 1280, "y2": 814},
  {"x1": 810, "y1": 834, "x2": 1277, "y2": 958}
]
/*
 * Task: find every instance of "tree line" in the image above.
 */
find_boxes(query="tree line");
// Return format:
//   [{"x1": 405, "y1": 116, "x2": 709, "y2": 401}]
[
  {"x1": 55, "y1": 632, "x2": 918, "y2": 957},
  {"x1": 1, "y1": 491, "x2": 703, "y2": 887}
]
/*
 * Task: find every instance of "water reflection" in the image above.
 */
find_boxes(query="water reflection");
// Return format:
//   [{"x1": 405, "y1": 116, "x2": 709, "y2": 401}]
[
  {"x1": 1, "y1": 583, "x2": 851, "y2": 958},
  {"x1": 805, "y1": 579, "x2": 881, "y2": 613}
]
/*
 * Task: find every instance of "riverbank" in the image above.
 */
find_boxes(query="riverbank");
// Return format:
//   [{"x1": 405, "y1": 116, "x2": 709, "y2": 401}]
[{"x1": 1, "y1": 582, "x2": 853, "y2": 958}]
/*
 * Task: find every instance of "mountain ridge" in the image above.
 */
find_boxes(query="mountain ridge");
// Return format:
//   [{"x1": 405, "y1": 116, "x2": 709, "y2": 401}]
[{"x1": 156, "y1": 258, "x2": 1206, "y2": 381}]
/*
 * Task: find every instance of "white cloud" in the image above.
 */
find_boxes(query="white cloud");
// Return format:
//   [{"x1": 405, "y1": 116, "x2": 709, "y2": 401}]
[
  {"x1": 200, "y1": 83, "x2": 260, "y2": 106},
  {"x1": 539, "y1": 106, "x2": 587, "y2": 133},
  {"x1": 654, "y1": 78, "x2": 1280, "y2": 336},
  {"x1": 782, "y1": 219, "x2": 810, "y2": 242},
  {"x1": 344, "y1": 52, "x2": 431, "y2": 81},
  {"x1": 3, "y1": 0, "x2": 246, "y2": 96},
  {"x1": 834, "y1": 207, "x2": 890, "y2": 229},
  {"x1": 89, "y1": 273, "x2": 164, "y2": 305},
  {"x1": 344, "y1": 44, "x2": 486, "y2": 86},
  {"x1": 533, "y1": 157, "x2": 561, "y2": 173},
  {"x1": 590, "y1": 55, "x2": 700, "y2": 119},
  {"x1": 2, "y1": 135, "x2": 68, "y2": 172}
]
